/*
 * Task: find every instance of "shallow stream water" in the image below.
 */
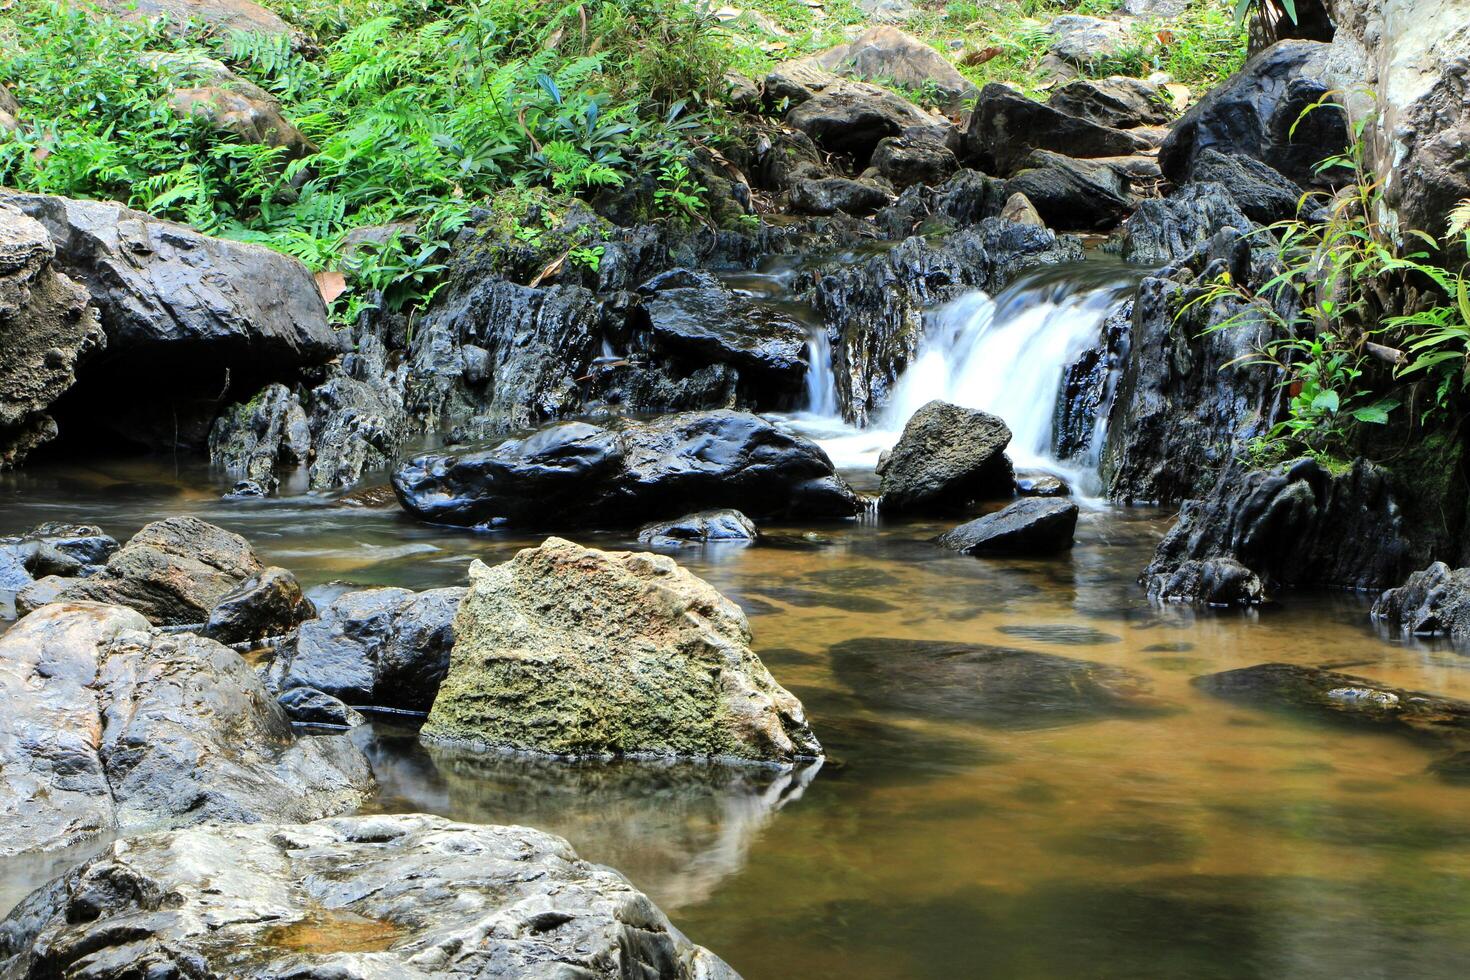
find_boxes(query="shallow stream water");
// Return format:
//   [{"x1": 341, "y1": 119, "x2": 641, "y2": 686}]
[{"x1": 4, "y1": 455, "x2": 1470, "y2": 979}]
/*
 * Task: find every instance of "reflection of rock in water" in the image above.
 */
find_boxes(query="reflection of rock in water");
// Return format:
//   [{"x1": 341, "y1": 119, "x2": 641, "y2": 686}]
[{"x1": 353, "y1": 723, "x2": 818, "y2": 911}]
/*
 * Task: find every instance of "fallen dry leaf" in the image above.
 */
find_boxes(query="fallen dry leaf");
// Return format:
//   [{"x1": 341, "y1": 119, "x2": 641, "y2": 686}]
[
  {"x1": 1164, "y1": 83, "x2": 1191, "y2": 107},
  {"x1": 314, "y1": 270, "x2": 347, "y2": 304},
  {"x1": 960, "y1": 45, "x2": 1003, "y2": 67}
]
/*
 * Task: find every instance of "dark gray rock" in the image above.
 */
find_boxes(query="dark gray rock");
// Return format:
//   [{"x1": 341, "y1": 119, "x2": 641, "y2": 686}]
[
  {"x1": 1116, "y1": 180, "x2": 1256, "y2": 267},
  {"x1": 0, "y1": 191, "x2": 341, "y2": 368},
  {"x1": 0, "y1": 203, "x2": 104, "y2": 467},
  {"x1": 1047, "y1": 76, "x2": 1175, "y2": 129},
  {"x1": 276, "y1": 686, "x2": 365, "y2": 728},
  {"x1": 53, "y1": 516, "x2": 264, "y2": 625},
  {"x1": 207, "y1": 382, "x2": 311, "y2": 493},
  {"x1": 1054, "y1": 299, "x2": 1131, "y2": 464},
  {"x1": 204, "y1": 565, "x2": 315, "y2": 644},
  {"x1": 963, "y1": 83, "x2": 1150, "y2": 176},
  {"x1": 0, "y1": 602, "x2": 371, "y2": 859},
  {"x1": 269, "y1": 585, "x2": 464, "y2": 713},
  {"x1": 936, "y1": 497, "x2": 1080, "y2": 556},
  {"x1": 1373, "y1": 562, "x2": 1470, "y2": 646},
  {"x1": 869, "y1": 135, "x2": 961, "y2": 188},
  {"x1": 877, "y1": 400, "x2": 1013, "y2": 512},
  {"x1": 1146, "y1": 557, "x2": 1266, "y2": 606},
  {"x1": 1158, "y1": 40, "x2": 1347, "y2": 189},
  {"x1": 1143, "y1": 457, "x2": 1414, "y2": 596},
  {"x1": 0, "y1": 814, "x2": 738, "y2": 979},
  {"x1": 0, "y1": 522, "x2": 117, "y2": 599},
  {"x1": 1186, "y1": 148, "x2": 1312, "y2": 224},
  {"x1": 785, "y1": 82, "x2": 943, "y2": 164},
  {"x1": 790, "y1": 175, "x2": 893, "y2": 216},
  {"x1": 831, "y1": 636, "x2": 1161, "y2": 728},
  {"x1": 1003, "y1": 151, "x2": 1137, "y2": 230},
  {"x1": 393, "y1": 410, "x2": 859, "y2": 529},
  {"x1": 638, "y1": 509, "x2": 759, "y2": 547}
]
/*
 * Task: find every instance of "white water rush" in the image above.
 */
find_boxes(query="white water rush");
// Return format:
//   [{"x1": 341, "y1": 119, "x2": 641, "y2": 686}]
[{"x1": 789, "y1": 263, "x2": 1140, "y2": 496}]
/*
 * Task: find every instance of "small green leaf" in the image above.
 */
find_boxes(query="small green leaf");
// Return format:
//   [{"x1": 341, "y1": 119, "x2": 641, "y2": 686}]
[{"x1": 1311, "y1": 390, "x2": 1340, "y2": 413}]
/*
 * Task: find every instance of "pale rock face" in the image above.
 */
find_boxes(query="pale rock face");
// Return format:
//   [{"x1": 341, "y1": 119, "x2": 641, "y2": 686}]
[{"x1": 423, "y1": 537, "x2": 822, "y2": 765}]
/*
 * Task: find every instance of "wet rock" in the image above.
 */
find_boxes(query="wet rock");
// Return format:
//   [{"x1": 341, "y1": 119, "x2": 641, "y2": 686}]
[
  {"x1": 85, "y1": 0, "x2": 294, "y2": 38},
  {"x1": 1159, "y1": 40, "x2": 1347, "y2": 189},
  {"x1": 1, "y1": 191, "x2": 341, "y2": 369},
  {"x1": 1194, "y1": 662, "x2": 1470, "y2": 745},
  {"x1": 999, "y1": 191, "x2": 1046, "y2": 227},
  {"x1": 786, "y1": 81, "x2": 944, "y2": 165},
  {"x1": 393, "y1": 410, "x2": 858, "y2": 528},
  {"x1": 143, "y1": 51, "x2": 313, "y2": 157},
  {"x1": 14, "y1": 575, "x2": 71, "y2": 616},
  {"x1": 1048, "y1": 76, "x2": 1175, "y2": 129},
  {"x1": 1015, "y1": 472, "x2": 1070, "y2": 497},
  {"x1": 869, "y1": 136, "x2": 961, "y2": 188},
  {"x1": 876, "y1": 400, "x2": 1014, "y2": 512},
  {"x1": 204, "y1": 566, "x2": 315, "y2": 644},
  {"x1": 53, "y1": 516, "x2": 264, "y2": 625},
  {"x1": 1003, "y1": 151, "x2": 1138, "y2": 230},
  {"x1": 1054, "y1": 299, "x2": 1131, "y2": 464},
  {"x1": 0, "y1": 814, "x2": 737, "y2": 979},
  {"x1": 0, "y1": 602, "x2": 371, "y2": 859},
  {"x1": 802, "y1": 26, "x2": 979, "y2": 111},
  {"x1": 830, "y1": 636, "x2": 1160, "y2": 728},
  {"x1": 964, "y1": 83, "x2": 1150, "y2": 175},
  {"x1": 1143, "y1": 457, "x2": 1414, "y2": 595},
  {"x1": 270, "y1": 585, "x2": 464, "y2": 713},
  {"x1": 0, "y1": 522, "x2": 117, "y2": 597},
  {"x1": 638, "y1": 509, "x2": 759, "y2": 547},
  {"x1": 276, "y1": 686, "x2": 365, "y2": 728},
  {"x1": 996, "y1": 624, "x2": 1122, "y2": 646},
  {"x1": 208, "y1": 382, "x2": 311, "y2": 492},
  {"x1": 1186, "y1": 148, "x2": 1312, "y2": 224},
  {"x1": 423, "y1": 538, "x2": 822, "y2": 764},
  {"x1": 1146, "y1": 557, "x2": 1266, "y2": 606},
  {"x1": 1115, "y1": 180, "x2": 1255, "y2": 266},
  {"x1": 1373, "y1": 562, "x2": 1470, "y2": 645},
  {"x1": 1047, "y1": 15, "x2": 1135, "y2": 65},
  {"x1": 789, "y1": 174, "x2": 894, "y2": 216},
  {"x1": 637, "y1": 272, "x2": 809, "y2": 390},
  {"x1": 936, "y1": 497, "x2": 1080, "y2": 556},
  {"x1": 0, "y1": 203, "x2": 104, "y2": 467}
]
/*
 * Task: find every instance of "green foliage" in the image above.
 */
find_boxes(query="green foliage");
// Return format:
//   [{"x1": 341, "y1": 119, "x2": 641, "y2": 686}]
[{"x1": 0, "y1": 0, "x2": 728, "y2": 321}]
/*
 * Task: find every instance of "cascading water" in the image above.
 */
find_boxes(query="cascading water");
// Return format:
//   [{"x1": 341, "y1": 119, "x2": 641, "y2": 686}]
[{"x1": 790, "y1": 260, "x2": 1142, "y2": 495}]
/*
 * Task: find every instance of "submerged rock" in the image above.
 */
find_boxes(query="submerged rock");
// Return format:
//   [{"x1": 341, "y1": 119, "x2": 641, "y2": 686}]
[
  {"x1": 422, "y1": 538, "x2": 822, "y2": 765},
  {"x1": 876, "y1": 400, "x2": 1013, "y2": 512},
  {"x1": 1194, "y1": 663, "x2": 1470, "y2": 746},
  {"x1": 937, "y1": 498, "x2": 1080, "y2": 556},
  {"x1": 1373, "y1": 562, "x2": 1470, "y2": 646},
  {"x1": 269, "y1": 585, "x2": 464, "y2": 713},
  {"x1": 393, "y1": 410, "x2": 858, "y2": 528},
  {"x1": 0, "y1": 603, "x2": 371, "y2": 859},
  {"x1": 831, "y1": 637, "x2": 1160, "y2": 728},
  {"x1": 53, "y1": 516, "x2": 263, "y2": 625},
  {"x1": 638, "y1": 509, "x2": 759, "y2": 547},
  {"x1": 0, "y1": 814, "x2": 739, "y2": 979}
]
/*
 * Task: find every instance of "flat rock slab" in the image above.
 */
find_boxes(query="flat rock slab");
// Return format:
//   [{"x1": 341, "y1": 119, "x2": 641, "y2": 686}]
[
  {"x1": 0, "y1": 603, "x2": 371, "y2": 859},
  {"x1": 831, "y1": 637, "x2": 1162, "y2": 729},
  {"x1": 0, "y1": 814, "x2": 739, "y2": 979},
  {"x1": 424, "y1": 537, "x2": 822, "y2": 765},
  {"x1": 937, "y1": 497, "x2": 1080, "y2": 556}
]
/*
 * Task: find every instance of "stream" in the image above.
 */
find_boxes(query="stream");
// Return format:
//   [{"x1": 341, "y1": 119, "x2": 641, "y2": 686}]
[{"x1": 4, "y1": 266, "x2": 1470, "y2": 979}]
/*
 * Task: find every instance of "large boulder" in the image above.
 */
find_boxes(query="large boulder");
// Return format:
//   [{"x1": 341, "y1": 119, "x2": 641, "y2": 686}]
[
  {"x1": 203, "y1": 565, "x2": 315, "y2": 644},
  {"x1": 0, "y1": 203, "x2": 104, "y2": 467},
  {"x1": 1372, "y1": 561, "x2": 1470, "y2": 646},
  {"x1": 392, "y1": 410, "x2": 859, "y2": 528},
  {"x1": 830, "y1": 637, "x2": 1161, "y2": 728},
  {"x1": 1158, "y1": 41, "x2": 1348, "y2": 189},
  {"x1": 0, "y1": 84, "x2": 19, "y2": 132},
  {"x1": 53, "y1": 516, "x2": 263, "y2": 625},
  {"x1": 936, "y1": 497, "x2": 1080, "y2": 556},
  {"x1": 802, "y1": 26, "x2": 979, "y2": 110},
  {"x1": 1146, "y1": 556, "x2": 1267, "y2": 606},
  {"x1": 876, "y1": 400, "x2": 1013, "y2": 512},
  {"x1": 964, "y1": 83, "x2": 1150, "y2": 175},
  {"x1": 84, "y1": 0, "x2": 294, "y2": 38},
  {"x1": 1326, "y1": 0, "x2": 1470, "y2": 242},
  {"x1": 1047, "y1": 15, "x2": 1135, "y2": 65},
  {"x1": 1002, "y1": 151, "x2": 1138, "y2": 230},
  {"x1": 868, "y1": 135, "x2": 961, "y2": 188},
  {"x1": 422, "y1": 538, "x2": 823, "y2": 765},
  {"x1": 268, "y1": 585, "x2": 464, "y2": 713},
  {"x1": 143, "y1": 51, "x2": 314, "y2": 157},
  {"x1": 207, "y1": 382, "x2": 311, "y2": 492},
  {"x1": 1047, "y1": 76, "x2": 1175, "y2": 129},
  {"x1": 1143, "y1": 457, "x2": 1415, "y2": 597},
  {"x1": 789, "y1": 175, "x2": 893, "y2": 216},
  {"x1": 0, "y1": 192, "x2": 341, "y2": 370},
  {"x1": 0, "y1": 815, "x2": 738, "y2": 979},
  {"x1": 785, "y1": 80, "x2": 945, "y2": 165},
  {"x1": 0, "y1": 602, "x2": 371, "y2": 859},
  {"x1": 1185, "y1": 148, "x2": 1312, "y2": 224}
]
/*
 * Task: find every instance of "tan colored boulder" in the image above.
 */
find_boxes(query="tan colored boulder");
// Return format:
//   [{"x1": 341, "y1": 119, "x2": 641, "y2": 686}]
[
  {"x1": 422, "y1": 537, "x2": 823, "y2": 765},
  {"x1": 144, "y1": 51, "x2": 314, "y2": 156},
  {"x1": 805, "y1": 26, "x2": 979, "y2": 110},
  {"x1": 0, "y1": 84, "x2": 19, "y2": 132},
  {"x1": 86, "y1": 0, "x2": 292, "y2": 38}
]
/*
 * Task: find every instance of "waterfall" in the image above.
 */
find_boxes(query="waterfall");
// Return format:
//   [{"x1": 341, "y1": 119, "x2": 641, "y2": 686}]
[
  {"x1": 791, "y1": 261, "x2": 1141, "y2": 493},
  {"x1": 803, "y1": 330, "x2": 838, "y2": 417}
]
